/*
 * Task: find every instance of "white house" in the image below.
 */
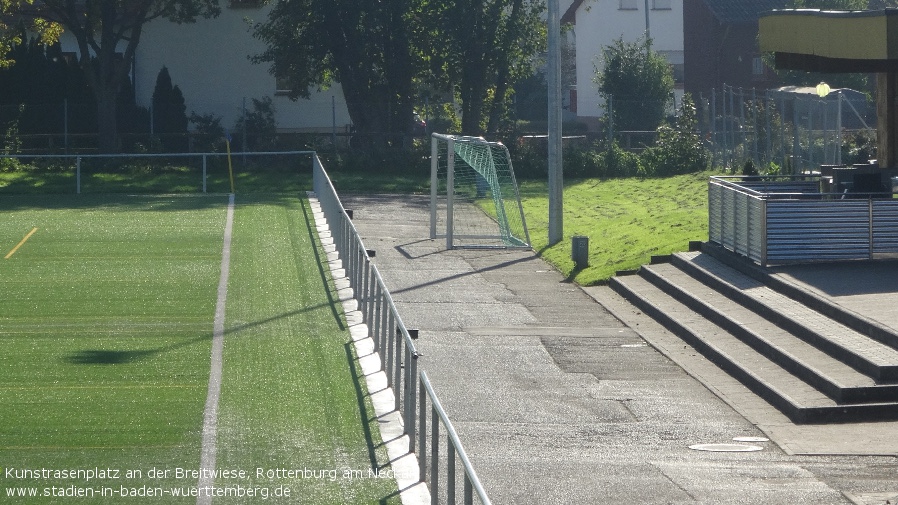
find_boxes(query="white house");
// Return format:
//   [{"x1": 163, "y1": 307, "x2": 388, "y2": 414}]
[
  {"x1": 134, "y1": 2, "x2": 351, "y2": 134},
  {"x1": 563, "y1": 0, "x2": 684, "y2": 129}
]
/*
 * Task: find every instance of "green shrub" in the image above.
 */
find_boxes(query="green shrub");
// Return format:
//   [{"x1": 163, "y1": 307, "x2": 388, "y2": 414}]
[{"x1": 639, "y1": 94, "x2": 709, "y2": 177}]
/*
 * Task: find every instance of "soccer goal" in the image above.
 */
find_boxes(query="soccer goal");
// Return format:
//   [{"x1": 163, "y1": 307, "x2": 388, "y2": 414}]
[{"x1": 430, "y1": 133, "x2": 531, "y2": 249}]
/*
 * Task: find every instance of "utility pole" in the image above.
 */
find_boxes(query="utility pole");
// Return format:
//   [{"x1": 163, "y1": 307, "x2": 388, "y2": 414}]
[
  {"x1": 645, "y1": 0, "x2": 651, "y2": 41},
  {"x1": 548, "y1": 0, "x2": 563, "y2": 245}
]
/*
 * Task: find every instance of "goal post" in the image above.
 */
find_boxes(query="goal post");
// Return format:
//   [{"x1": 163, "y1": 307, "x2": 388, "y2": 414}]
[{"x1": 430, "y1": 133, "x2": 531, "y2": 249}]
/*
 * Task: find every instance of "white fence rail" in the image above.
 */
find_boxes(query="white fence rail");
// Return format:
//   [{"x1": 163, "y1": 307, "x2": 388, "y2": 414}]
[{"x1": 312, "y1": 155, "x2": 492, "y2": 505}]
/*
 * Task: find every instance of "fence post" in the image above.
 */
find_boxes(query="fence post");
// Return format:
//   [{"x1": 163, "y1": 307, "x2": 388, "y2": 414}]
[
  {"x1": 202, "y1": 155, "x2": 207, "y2": 193},
  {"x1": 406, "y1": 345, "x2": 418, "y2": 431},
  {"x1": 76, "y1": 156, "x2": 81, "y2": 194},
  {"x1": 418, "y1": 375, "x2": 426, "y2": 477},
  {"x1": 761, "y1": 198, "x2": 768, "y2": 266},
  {"x1": 431, "y1": 404, "x2": 440, "y2": 505},
  {"x1": 447, "y1": 443, "x2": 456, "y2": 505}
]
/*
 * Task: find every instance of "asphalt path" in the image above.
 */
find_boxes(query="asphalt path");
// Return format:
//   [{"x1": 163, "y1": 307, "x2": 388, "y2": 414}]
[{"x1": 343, "y1": 194, "x2": 898, "y2": 505}]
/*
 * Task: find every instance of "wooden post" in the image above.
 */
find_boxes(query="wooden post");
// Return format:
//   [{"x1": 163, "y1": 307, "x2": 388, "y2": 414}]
[{"x1": 877, "y1": 72, "x2": 898, "y2": 169}]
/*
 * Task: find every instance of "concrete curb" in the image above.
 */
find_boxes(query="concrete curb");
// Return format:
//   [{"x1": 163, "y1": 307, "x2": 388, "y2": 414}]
[{"x1": 307, "y1": 194, "x2": 429, "y2": 505}]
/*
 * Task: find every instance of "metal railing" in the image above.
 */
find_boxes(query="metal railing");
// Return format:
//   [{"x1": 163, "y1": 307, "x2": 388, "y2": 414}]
[
  {"x1": 311, "y1": 155, "x2": 492, "y2": 504},
  {"x1": 419, "y1": 371, "x2": 493, "y2": 505},
  {"x1": 709, "y1": 175, "x2": 898, "y2": 265},
  {"x1": 0, "y1": 151, "x2": 313, "y2": 193}
]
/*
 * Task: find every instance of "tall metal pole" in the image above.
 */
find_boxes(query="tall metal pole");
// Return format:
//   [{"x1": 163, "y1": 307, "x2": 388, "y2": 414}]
[
  {"x1": 644, "y1": 0, "x2": 651, "y2": 41},
  {"x1": 548, "y1": 0, "x2": 563, "y2": 245}
]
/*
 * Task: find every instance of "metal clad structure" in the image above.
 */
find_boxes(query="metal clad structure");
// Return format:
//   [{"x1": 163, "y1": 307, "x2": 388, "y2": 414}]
[
  {"x1": 766, "y1": 200, "x2": 870, "y2": 263},
  {"x1": 709, "y1": 175, "x2": 898, "y2": 265},
  {"x1": 873, "y1": 200, "x2": 898, "y2": 254}
]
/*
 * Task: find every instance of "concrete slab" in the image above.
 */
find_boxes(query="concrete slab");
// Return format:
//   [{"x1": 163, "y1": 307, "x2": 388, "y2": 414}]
[{"x1": 334, "y1": 194, "x2": 898, "y2": 505}]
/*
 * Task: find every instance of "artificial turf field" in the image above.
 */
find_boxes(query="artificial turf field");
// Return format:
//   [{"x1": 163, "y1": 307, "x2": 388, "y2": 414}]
[{"x1": 0, "y1": 193, "x2": 399, "y2": 503}]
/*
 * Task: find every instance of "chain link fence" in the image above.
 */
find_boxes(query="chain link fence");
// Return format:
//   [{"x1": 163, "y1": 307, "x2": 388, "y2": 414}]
[{"x1": 695, "y1": 84, "x2": 876, "y2": 174}]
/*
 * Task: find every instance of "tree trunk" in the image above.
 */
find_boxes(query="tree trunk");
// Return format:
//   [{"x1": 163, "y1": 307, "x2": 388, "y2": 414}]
[
  {"x1": 487, "y1": 0, "x2": 523, "y2": 135},
  {"x1": 96, "y1": 90, "x2": 119, "y2": 153}
]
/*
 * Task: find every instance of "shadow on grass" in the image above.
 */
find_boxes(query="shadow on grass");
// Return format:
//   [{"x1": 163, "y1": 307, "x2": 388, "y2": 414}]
[
  {"x1": 300, "y1": 195, "x2": 346, "y2": 331},
  {"x1": 64, "y1": 299, "x2": 347, "y2": 365},
  {"x1": 64, "y1": 333, "x2": 210, "y2": 365},
  {"x1": 344, "y1": 342, "x2": 404, "y2": 505}
]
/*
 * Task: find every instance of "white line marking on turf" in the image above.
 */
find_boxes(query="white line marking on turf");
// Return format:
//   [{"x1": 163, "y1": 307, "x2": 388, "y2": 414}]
[{"x1": 197, "y1": 193, "x2": 235, "y2": 505}]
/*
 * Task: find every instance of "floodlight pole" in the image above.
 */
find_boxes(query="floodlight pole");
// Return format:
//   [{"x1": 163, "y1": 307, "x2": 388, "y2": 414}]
[{"x1": 547, "y1": 0, "x2": 563, "y2": 245}]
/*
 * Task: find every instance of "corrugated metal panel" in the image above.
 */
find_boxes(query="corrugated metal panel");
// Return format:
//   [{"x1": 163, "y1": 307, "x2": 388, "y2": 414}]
[
  {"x1": 738, "y1": 181, "x2": 819, "y2": 195},
  {"x1": 873, "y1": 200, "x2": 898, "y2": 254},
  {"x1": 748, "y1": 197, "x2": 765, "y2": 263},
  {"x1": 709, "y1": 180, "x2": 766, "y2": 263},
  {"x1": 734, "y1": 190, "x2": 749, "y2": 254},
  {"x1": 721, "y1": 186, "x2": 736, "y2": 251},
  {"x1": 766, "y1": 201, "x2": 870, "y2": 263},
  {"x1": 709, "y1": 183, "x2": 722, "y2": 243}
]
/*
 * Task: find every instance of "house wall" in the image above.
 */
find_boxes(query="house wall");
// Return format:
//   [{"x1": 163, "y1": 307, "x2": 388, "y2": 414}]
[
  {"x1": 683, "y1": 0, "x2": 778, "y2": 100},
  {"x1": 572, "y1": 0, "x2": 684, "y2": 125},
  {"x1": 135, "y1": 4, "x2": 351, "y2": 133}
]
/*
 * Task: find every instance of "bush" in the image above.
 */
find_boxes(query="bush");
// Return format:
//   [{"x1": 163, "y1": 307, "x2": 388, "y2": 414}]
[
  {"x1": 235, "y1": 97, "x2": 278, "y2": 151},
  {"x1": 842, "y1": 129, "x2": 876, "y2": 166},
  {"x1": 603, "y1": 141, "x2": 642, "y2": 177},
  {"x1": 189, "y1": 112, "x2": 225, "y2": 153},
  {"x1": 639, "y1": 94, "x2": 709, "y2": 177}
]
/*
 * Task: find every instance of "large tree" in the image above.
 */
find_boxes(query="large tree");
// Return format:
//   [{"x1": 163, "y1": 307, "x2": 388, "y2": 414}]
[
  {"x1": 595, "y1": 37, "x2": 674, "y2": 133},
  {"x1": 1, "y1": 1, "x2": 61, "y2": 67},
  {"x1": 25, "y1": 0, "x2": 218, "y2": 152},
  {"x1": 253, "y1": 0, "x2": 416, "y2": 147},
  {"x1": 418, "y1": 0, "x2": 545, "y2": 136},
  {"x1": 253, "y1": 0, "x2": 545, "y2": 142}
]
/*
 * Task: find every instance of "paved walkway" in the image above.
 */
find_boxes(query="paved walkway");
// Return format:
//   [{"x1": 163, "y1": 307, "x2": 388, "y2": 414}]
[{"x1": 343, "y1": 194, "x2": 898, "y2": 505}]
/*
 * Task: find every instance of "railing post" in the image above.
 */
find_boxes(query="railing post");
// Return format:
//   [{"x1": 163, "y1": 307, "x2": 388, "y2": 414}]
[
  {"x1": 761, "y1": 198, "x2": 768, "y2": 266},
  {"x1": 373, "y1": 281, "x2": 382, "y2": 353},
  {"x1": 418, "y1": 375, "x2": 426, "y2": 477},
  {"x1": 407, "y1": 349, "x2": 418, "y2": 439},
  {"x1": 361, "y1": 261, "x2": 370, "y2": 323},
  {"x1": 431, "y1": 404, "x2": 440, "y2": 505},
  {"x1": 447, "y1": 443, "x2": 456, "y2": 505}
]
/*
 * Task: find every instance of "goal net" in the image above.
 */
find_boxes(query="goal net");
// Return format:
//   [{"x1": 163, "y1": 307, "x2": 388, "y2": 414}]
[{"x1": 430, "y1": 134, "x2": 530, "y2": 249}]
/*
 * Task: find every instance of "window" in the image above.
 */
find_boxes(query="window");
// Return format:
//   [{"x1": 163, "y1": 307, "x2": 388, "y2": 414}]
[
  {"x1": 619, "y1": 0, "x2": 638, "y2": 10},
  {"x1": 653, "y1": 0, "x2": 672, "y2": 9},
  {"x1": 275, "y1": 74, "x2": 292, "y2": 96},
  {"x1": 659, "y1": 50, "x2": 684, "y2": 84},
  {"x1": 752, "y1": 56, "x2": 767, "y2": 77}
]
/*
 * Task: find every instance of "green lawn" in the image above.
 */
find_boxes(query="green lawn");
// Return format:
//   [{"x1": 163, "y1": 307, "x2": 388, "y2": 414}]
[
  {"x1": 518, "y1": 171, "x2": 712, "y2": 285},
  {"x1": 0, "y1": 194, "x2": 397, "y2": 503}
]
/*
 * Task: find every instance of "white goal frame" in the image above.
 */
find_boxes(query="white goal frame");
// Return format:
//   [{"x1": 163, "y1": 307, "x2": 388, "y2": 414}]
[{"x1": 429, "y1": 133, "x2": 531, "y2": 250}]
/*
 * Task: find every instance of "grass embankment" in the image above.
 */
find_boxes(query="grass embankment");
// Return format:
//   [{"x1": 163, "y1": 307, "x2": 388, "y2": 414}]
[
  {"x1": 324, "y1": 167, "x2": 713, "y2": 285},
  {"x1": 519, "y1": 171, "x2": 712, "y2": 285},
  {"x1": 0, "y1": 194, "x2": 398, "y2": 503}
]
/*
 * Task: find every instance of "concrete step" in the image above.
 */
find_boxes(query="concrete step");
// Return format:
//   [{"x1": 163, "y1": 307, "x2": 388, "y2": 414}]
[
  {"x1": 701, "y1": 242, "x2": 898, "y2": 352},
  {"x1": 672, "y1": 251, "x2": 898, "y2": 383},
  {"x1": 610, "y1": 273, "x2": 898, "y2": 424},
  {"x1": 640, "y1": 262, "x2": 898, "y2": 404}
]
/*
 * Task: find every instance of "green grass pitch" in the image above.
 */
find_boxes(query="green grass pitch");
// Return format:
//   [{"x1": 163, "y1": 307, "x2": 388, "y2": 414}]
[{"x1": 0, "y1": 194, "x2": 399, "y2": 503}]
